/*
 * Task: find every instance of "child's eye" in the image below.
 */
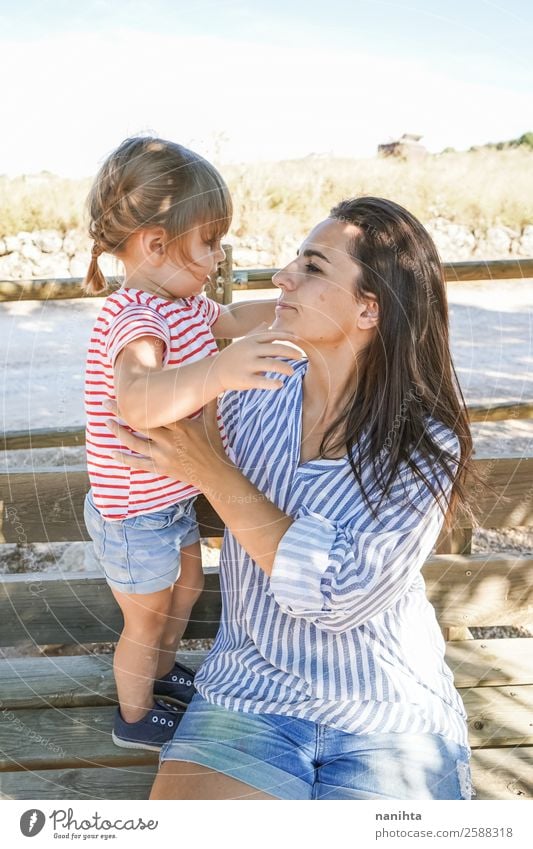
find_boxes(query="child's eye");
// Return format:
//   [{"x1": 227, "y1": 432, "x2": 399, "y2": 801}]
[{"x1": 305, "y1": 262, "x2": 321, "y2": 274}]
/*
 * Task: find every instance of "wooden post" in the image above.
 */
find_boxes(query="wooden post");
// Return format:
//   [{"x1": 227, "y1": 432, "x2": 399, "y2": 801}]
[
  {"x1": 436, "y1": 525, "x2": 474, "y2": 641},
  {"x1": 205, "y1": 243, "x2": 233, "y2": 350},
  {"x1": 435, "y1": 526, "x2": 473, "y2": 556}
]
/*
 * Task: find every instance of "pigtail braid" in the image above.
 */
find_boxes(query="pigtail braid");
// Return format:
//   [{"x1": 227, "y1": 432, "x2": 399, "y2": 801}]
[{"x1": 84, "y1": 242, "x2": 107, "y2": 294}]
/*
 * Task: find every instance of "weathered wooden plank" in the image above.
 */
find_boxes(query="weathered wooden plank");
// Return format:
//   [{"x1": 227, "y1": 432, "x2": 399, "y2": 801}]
[
  {"x1": 2, "y1": 639, "x2": 530, "y2": 714},
  {"x1": 0, "y1": 570, "x2": 222, "y2": 645},
  {"x1": 1, "y1": 426, "x2": 85, "y2": 451},
  {"x1": 458, "y1": 456, "x2": 533, "y2": 528},
  {"x1": 0, "y1": 278, "x2": 118, "y2": 302},
  {"x1": 236, "y1": 259, "x2": 533, "y2": 287},
  {"x1": 471, "y1": 747, "x2": 533, "y2": 800},
  {"x1": 0, "y1": 749, "x2": 531, "y2": 800},
  {"x1": 1, "y1": 554, "x2": 531, "y2": 648},
  {"x1": 423, "y1": 553, "x2": 533, "y2": 627},
  {"x1": 0, "y1": 469, "x2": 224, "y2": 543},
  {"x1": 4, "y1": 401, "x2": 533, "y2": 452},
  {"x1": 435, "y1": 526, "x2": 472, "y2": 556},
  {"x1": 0, "y1": 467, "x2": 90, "y2": 544},
  {"x1": 2, "y1": 457, "x2": 532, "y2": 545},
  {"x1": 0, "y1": 705, "x2": 160, "y2": 772},
  {"x1": 0, "y1": 654, "x2": 116, "y2": 709},
  {"x1": 0, "y1": 764, "x2": 157, "y2": 800},
  {"x1": 468, "y1": 401, "x2": 533, "y2": 423},
  {"x1": 0, "y1": 650, "x2": 207, "y2": 710},
  {"x1": 461, "y1": 684, "x2": 533, "y2": 748},
  {"x1": 443, "y1": 258, "x2": 533, "y2": 283},
  {"x1": 2, "y1": 259, "x2": 532, "y2": 302},
  {"x1": 446, "y1": 638, "x2": 533, "y2": 689}
]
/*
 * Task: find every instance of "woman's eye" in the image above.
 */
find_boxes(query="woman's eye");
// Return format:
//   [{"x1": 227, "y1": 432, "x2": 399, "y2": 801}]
[{"x1": 305, "y1": 262, "x2": 321, "y2": 274}]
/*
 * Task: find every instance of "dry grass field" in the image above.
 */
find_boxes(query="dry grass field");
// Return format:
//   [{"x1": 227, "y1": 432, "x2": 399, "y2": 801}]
[{"x1": 1, "y1": 147, "x2": 532, "y2": 249}]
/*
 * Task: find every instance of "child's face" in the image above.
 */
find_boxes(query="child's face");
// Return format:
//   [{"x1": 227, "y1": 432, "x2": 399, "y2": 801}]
[{"x1": 158, "y1": 226, "x2": 226, "y2": 298}]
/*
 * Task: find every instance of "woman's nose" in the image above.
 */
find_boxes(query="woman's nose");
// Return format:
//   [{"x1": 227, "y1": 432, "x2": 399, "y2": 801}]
[{"x1": 272, "y1": 262, "x2": 297, "y2": 290}]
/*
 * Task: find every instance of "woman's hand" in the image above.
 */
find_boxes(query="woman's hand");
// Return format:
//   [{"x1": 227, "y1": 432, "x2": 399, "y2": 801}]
[
  {"x1": 105, "y1": 398, "x2": 293, "y2": 575},
  {"x1": 105, "y1": 400, "x2": 228, "y2": 490}
]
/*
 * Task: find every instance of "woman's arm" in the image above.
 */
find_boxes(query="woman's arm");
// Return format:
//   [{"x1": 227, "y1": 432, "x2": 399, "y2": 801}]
[
  {"x1": 106, "y1": 405, "x2": 293, "y2": 571},
  {"x1": 106, "y1": 410, "x2": 457, "y2": 634}
]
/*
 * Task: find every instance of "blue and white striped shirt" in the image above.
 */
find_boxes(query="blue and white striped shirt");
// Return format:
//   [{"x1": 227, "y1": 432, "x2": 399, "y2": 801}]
[{"x1": 195, "y1": 359, "x2": 469, "y2": 749}]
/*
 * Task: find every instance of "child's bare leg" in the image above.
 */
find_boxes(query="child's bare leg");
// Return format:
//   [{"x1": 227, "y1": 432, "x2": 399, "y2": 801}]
[
  {"x1": 112, "y1": 586, "x2": 172, "y2": 722},
  {"x1": 156, "y1": 540, "x2": 204, "y2": 678}
]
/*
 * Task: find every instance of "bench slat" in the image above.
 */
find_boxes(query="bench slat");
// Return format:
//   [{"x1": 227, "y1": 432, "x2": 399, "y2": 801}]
[
  {"x1": 2, "y1": 554, "x2": 532, "y2": 648},
  {"x1": 462, "y1": 685, "x2": 533, "y2": 748},
  {"x1": 471, "y1": 746, "x2": 533, "y2": 800},
  {"x1": 446, "y1": 638, "x2": 533, "y2": 688},
  {"x1": 0, "y1": 764, "x2": 158, "y2": 800},
  {"x1": 0, "y1": 570, "x2": 221, "y2": 645},
  {"x1": 0, "y1": 705, "x2": 160, "y2": 772},
  {"x1": 0, "y1": 470, "x2": 224, "y2": 544},
  {"x1": 1, "y1": 677, "x2": 531, "y2": 774},
  {"x1": 2, "y1": 640, "x2": 532, "y2": 711},
  {"x1": 0, "y1": 748, "x2": 531, "y2": 800},
  {"x1": 456, "y1": 456, "x2": 533, "y2": 528},
  {"x1": 0, "y1": 651, "x2": 206, "y2": 710},
  {"x1": 423, "y1": 554, "x2": 533, "y2": 627},
  {"x1": 2, "y1": 458, "x2": 532, "y2": 545}
]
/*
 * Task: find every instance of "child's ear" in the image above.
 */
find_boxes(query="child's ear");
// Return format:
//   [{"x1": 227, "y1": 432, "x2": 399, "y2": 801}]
[{"x1": 142, "y1": 228, "x2": 167, "y2": 264}]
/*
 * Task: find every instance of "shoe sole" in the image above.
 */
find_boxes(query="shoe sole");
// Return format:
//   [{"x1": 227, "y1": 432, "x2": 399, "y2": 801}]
[{"x1": 111, "y1": 732, "x2": 163, "y2": 752}]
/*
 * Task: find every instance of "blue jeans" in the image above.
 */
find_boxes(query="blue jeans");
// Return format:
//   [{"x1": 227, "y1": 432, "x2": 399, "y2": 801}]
[
  {"x1": 160, "y1": 694, "x2": 473, "y2": 800},
  {"x1": 84, "y1": 490, "x2": 200, "y2": 594}
]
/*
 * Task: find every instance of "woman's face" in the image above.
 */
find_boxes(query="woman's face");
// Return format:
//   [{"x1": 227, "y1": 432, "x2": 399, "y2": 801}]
[{"x1": 272, "y1": 218, "x2": 378, "y2": 349}]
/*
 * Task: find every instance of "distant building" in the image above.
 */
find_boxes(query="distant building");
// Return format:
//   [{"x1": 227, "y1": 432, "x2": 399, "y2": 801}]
[{"x1": 378, "y1": 134, "x2": 427, "y2": 159}]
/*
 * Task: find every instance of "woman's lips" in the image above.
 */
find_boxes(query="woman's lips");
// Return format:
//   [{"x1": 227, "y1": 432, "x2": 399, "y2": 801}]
[{"x1": 275, "y1": 302, "x2": 297, "y2": 312}]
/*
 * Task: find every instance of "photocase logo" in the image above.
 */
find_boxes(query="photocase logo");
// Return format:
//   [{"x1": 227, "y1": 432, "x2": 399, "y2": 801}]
[{"x1": 20, "y1": 809, "x2": 46, "y2": 837}]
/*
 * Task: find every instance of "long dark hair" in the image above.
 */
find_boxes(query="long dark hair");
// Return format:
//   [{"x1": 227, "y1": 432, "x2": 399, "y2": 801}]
[{"x1": 324, "y1": 196, "x2": 472, "y2": 527}]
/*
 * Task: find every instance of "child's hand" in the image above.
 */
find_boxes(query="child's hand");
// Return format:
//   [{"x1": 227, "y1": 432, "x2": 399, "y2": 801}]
[{"x1": 212, "y1": 324, "x2": 304, "y2": 392}]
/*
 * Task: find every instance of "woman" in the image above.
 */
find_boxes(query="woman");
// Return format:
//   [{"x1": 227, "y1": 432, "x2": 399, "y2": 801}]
[{"x1": 107, "y1": 197, "x2": 474, "y2": 800}]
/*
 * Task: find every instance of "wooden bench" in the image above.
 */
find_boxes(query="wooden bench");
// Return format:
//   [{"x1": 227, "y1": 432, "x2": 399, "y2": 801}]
[
  {"x1": 1, "y1": 453, "x2": 532, "y2": 800},
  {"x1": 1, "y1": 255, "x2": 532, "y2": 799}
]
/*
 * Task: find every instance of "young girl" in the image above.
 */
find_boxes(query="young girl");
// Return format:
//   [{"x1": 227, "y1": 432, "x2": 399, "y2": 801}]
[{"x1": 83, "y1": 136, "x2": 297, "y2": 752}]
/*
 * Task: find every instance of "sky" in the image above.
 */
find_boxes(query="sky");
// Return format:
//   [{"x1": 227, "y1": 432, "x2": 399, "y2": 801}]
[{"x1": 1, "y1": 0, "x2": 532, "y2": 176}]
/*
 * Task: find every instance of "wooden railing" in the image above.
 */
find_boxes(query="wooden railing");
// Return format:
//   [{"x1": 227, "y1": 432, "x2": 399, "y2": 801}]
[{"x1": 1, "y1": 256, "x2": 533, "y2": 302}]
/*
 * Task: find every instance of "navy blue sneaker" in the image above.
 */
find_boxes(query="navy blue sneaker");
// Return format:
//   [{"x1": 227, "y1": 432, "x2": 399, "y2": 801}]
[
  {"x1": 112, "y1": 700, "x2": 183, "y2": 751},
  {"x1": 154, "y1": 661, "x2": 196, "y2": 706}
]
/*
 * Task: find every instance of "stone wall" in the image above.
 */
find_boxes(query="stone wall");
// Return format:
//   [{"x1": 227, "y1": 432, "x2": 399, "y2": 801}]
[{"x1": 1, "y1": 221, "x2": 533, "y2": 280}]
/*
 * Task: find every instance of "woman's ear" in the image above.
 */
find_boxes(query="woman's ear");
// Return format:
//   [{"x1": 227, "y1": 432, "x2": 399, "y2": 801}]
[{"x1": 356, "y1": 296, "x2": 379, "y2": 330}]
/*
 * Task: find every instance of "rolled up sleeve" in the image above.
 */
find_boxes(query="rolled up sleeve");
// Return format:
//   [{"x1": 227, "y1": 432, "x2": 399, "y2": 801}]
[{"x1": 269, "y1": 460, "x2": 452, "y2": 633}]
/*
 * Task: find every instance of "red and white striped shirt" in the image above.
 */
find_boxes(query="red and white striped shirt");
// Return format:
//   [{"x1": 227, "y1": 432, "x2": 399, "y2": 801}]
[{"x1": 84, "y1": 288, "x2": 221, "y2": 520}]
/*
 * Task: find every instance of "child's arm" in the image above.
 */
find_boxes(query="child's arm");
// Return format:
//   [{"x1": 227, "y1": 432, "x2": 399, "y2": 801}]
[
  {"x1": 211, "y1": 299, "x2": 277, "y2": 339},
  {"x1": 113, "y1": 330, "x2": 301, "y2": 431},
  {"x1": 114, "y1": 336, "x2": 222, "y2": 431}
]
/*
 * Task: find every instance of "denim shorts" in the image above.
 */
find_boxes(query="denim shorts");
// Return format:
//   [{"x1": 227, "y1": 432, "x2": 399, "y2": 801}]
[
  {"x1": 160, "y1": 693, "x2": 473, "y2": 800},
  {"x1": 84, "y1": 490, "x2": 200, "y2": 595}
]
